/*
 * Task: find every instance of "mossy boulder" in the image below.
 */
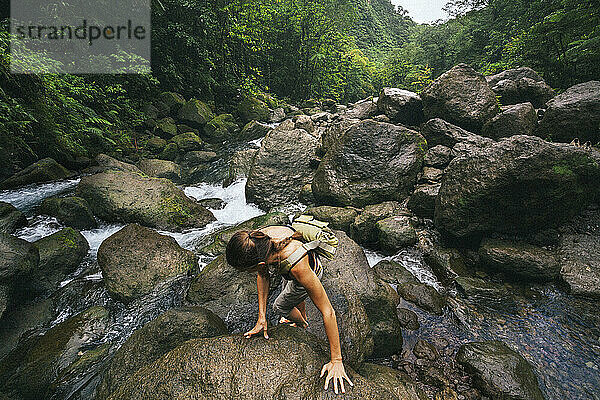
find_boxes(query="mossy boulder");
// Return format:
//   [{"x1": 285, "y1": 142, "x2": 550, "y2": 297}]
[
  {"x1": 204, "y1": 114, "x2": 239, "y2": 143},
  {"x1": 170, "y1": 132, "x2": 204, "y2": 153},
  {"x1": 76, "y1": 170, "x2": 215, "y2": 232},
  {"x1": 0, "y1": 202, "x2": 27, "y2": 234},
  {"x1": 376, "y1": 216, "x2": 417, "y2": 254},
  {"x1": 303, "y1": 205, "x2": 359, "y2": 232},
  {"x1": 0, "y1": 306, "x2": 109, "y2": 400},
  {"x1": 145, "y1": 136, "x2": 167, "y2": 154},
  {"x1": 350, "y1": 201, "x2": 408, "y2": 246},
  {"x1": 0, "y1": 158, "x2": 74, "y2": 190},
  {"x1": 32, "y1": 228, "x2": 89, "y2": 295},
  {"x1": 39, "y1": 196, "x2": 97, "y2": 230},
  {"x1": 482, "y1": 102, "x2": 538, "y2": 140},
  {"x1": 456, "y1": 341, "x2": 544, "y2": 400},
  {"x1": 96, "y1": 306, "x2": 228, "y2": 399},
  {"x1": 158, "y1": 142, "x2": 178, "y2": 161},
  {"x1": 158, "y1": 92, "x2": 185, "y2": 114},
  {"x1": 0, "y1": 233, "x2": 38, "y2": 284},
  {"x1": 237, "y1": 97, "x2": 270, "y2": 123},
  {"x1": 137, "y1": 159, "x2": 181, "y2": 182},
  {"x1": 178, "y1": 99, "x2": 215, "y2": 129},
  {"x1": 85, "y1": 154, "x2": 143, "y2": 175},
  {"x1": 397, "y1": 282, "x2": 446, "y2": 315},
  {"x1": 155, "y1": 117, "x2": 177, "y2": 139},
  {"x1": 98, "y1": 224, "x2": 197, "y2": 303}
]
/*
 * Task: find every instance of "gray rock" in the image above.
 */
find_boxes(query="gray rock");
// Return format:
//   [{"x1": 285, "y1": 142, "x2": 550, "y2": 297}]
[
  {"x1": 145, "y1": 136, "x2": 167, "y2": 154},
  {"x1": 270, "y1": 107, "x2": 286, "y2": 123},
  {"x1": 77, "y1": 170, "x2": 215, "y2": 232},
  {"x1": 0, "y1": 202, "x2": 27, "y2": 234},
  {"x1": 422, "y1": 64, "x2": 499, "y2": 132},
  {"x1": 486, "y1": 67, "x2": 555, "y2": 108},
  {"x1": 424, "y1": 145, "x2": 452, "y2": 168},
  {"x1": 413, "y1": 339, "x2": 438, "y2": 361},
  {"x1": 408, "y1": 183, "x2": 441, "y2": 219},
  {"x1": 358, "y1": 363, "x2": 428, "y2": 400},
  {"x1": 456, "y1": 341, "x2": 544, "y2": 400},
  {"x1": 435, "y1": 135, "x2": 600, "y2": 241},
  {"x1": 482, "y1": 102, "x2": 538, "y2": 139},
  {"x1": 96, "y1": 307, "x2": 228, "y2": 400},
  {"x1": 397, "y1": 282, "x2": 446, "y2": 315},
  {"x1": 321, "y1": 117, "x2": 360, "y2": 153},
  {"x1": 345, "y1": 97, "x2": 378, "y2": 119},
  {"x1": 0, "y1": 233, "x2": 38, "y2": 284},
  {"x1": 137, "y1": 159, "x2": 181, "y2": 182},
  {"x1": 246, "y1": 129, "x2": 318, "y2": 210},
  {"x1": 197, "y1": 198, "x2": 226, "y2": 210},
  {"x1": 313, "y1": 120, "x2": 425, "y2": 207},
  {"x1": 240, "y1": 120, "x2": 272, "y2": 141},
  {"x1": 420, "y1": 118, "x2": 483, "y2": 149},
  {"x1": 376, "y1": 216, "x2": 417, "y2": 255},
  {"x1": 0, "y1": 158, "x2": 74, "y2": 190},
  {"x1": 536, "y1": 81, "x2": 600, "y2": 143},
  {"x1": 478, "y1": 238, "x2": 560, "y2": 282},
  {"x1": 98, "y1": 224, "x2": 197, "y2": 303},
  {"x1": 454, "y1": 277, "x2": 509, "y2": 298},
  {"x1": 420, "y1": 167, "x2": 443, "y2": 183},
  {"x1": 85, "y1": 154, "x2": 143, "y2": 175},
  {"x1": 295, "y1": 114, "x2": 315, "y2": 133},
  {"x1": 373, "y1": 259, "x2": 419, "y2": 286},
  {"x1": 377, "y1": 88, "x2": 424, "y2": 125},
  {"x1": 223, "y1": 149, "x2": 258, "y2": 187},
  {"x1": 39, "y1": 196, "x2": 97, "y2": 230},
  {"x1": 303, "y1": 205, "x2": 359, "y2": 232},
  {"x1": 273, "y1": 118, "x2": 295, "y2": 132},
  {"x1": 421, "y1": 242, "x2": 468, "y2": 283},
  {"x1": 397, "y1": 308, "x2": 420, "y2": 331},
  {"x1": 178, "y1": 99, "x2": 215, "y2": 129},
  {"x1": 558, "y1": 234, "x2": 600, "y2": 298},
  {"x1": 350, "y1": 201, "x2": 408, "y2": 245}
]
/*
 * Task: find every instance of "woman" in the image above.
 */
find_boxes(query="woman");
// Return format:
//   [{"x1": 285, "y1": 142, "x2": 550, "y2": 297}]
[{"x1": 225, "y1": 225, "x2": 354, "y2": 395}]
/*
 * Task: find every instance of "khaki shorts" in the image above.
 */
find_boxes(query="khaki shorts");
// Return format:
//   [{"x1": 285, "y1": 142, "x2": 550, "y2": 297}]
[{"x1": 272, "y1": 253, "x2": 323, "y2": 317}]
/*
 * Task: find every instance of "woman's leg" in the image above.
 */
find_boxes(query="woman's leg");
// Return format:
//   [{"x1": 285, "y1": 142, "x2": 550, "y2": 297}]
[
  {"x1": 286, "y1": 306, "x2": 308, "y2": 328},
  {"x1": 297, "y1": 301, "x2": 307, "y2": 321}
]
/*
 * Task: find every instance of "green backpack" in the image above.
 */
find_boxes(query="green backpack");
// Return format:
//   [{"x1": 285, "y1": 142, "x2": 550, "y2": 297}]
[{"x1": 277, "y1": 214, "x2": 339, "y2": 277}]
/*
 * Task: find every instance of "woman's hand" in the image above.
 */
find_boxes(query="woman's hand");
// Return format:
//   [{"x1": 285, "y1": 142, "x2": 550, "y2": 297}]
[
  {"x1": 244, "y1": 319, "x2": 269, "y2": 339},
  {"x1": 320, "y1": 360, "x2": 354, "y2": 394}
]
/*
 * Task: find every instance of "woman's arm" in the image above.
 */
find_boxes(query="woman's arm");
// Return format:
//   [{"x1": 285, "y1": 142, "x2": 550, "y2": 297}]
[
  {"x1": 291, "y1": 260, "x2": 354, "y2": 394},
  {"x1": 244, "y1": 265, "x2": 270, "y2": 339}
]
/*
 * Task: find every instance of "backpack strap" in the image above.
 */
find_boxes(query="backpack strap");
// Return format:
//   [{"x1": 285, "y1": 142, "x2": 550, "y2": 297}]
[{"x1": 279, "y1": 240, "x2": 320, "y2": 277}]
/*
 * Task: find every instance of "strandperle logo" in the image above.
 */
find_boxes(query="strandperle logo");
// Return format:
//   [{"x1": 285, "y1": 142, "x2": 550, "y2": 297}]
[{"x1": 10, "y1": 0, "x2": 150, "y2": 74}]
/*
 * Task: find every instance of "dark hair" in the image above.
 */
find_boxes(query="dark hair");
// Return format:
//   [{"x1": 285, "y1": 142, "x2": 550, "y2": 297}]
[{"x1": 225, "y1": 229, "x2": 303, "y2": 272}]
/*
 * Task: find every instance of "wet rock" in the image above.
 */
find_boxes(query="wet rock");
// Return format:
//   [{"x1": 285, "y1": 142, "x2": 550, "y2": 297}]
[
  {"x1": 373, "y1": 260, "x2": 419, "y2": 286},
  {"x1": 240, "y1": 120, "x2": 272, "y2": 141},
  {"x1": 203, "y1": 114, "x2": 238, "y2": 143},
  {"x1": 32, "y1": 228, "x2": 89, "y2": 295},
  {"x1": 422, "y1": 243, "x2": 468, "y2": 283},
  {"x1": 397, "y1": 282, "x2": 446, "y2": 315},
  {"x1": 0, "y1": 158, "x2": 74, "y2": 190},
  {"x1": 358, "y1": 363, "x2": 428, "y2": 400},
  {"x1": 197, "y1": 198, "x2": 226, "y2": 210},
  {"x1": 0, "y1": 233, "x2": 38, "y2": 285},
  {"x1": 345, "y1": 97, "x2": 379, "y2": 119},
  {"x1": 170, "y1": 132, "x2": 204, "y2": 153},
  {"x1": 422, "y1": 64, "x2": 499, "y2": 133},
  {"x1": 313, "y1": 120, "x2": 425, "y2": 207},
  {"x1": 376, "y1": 216, "x2": 417, "y2": 254},
  {"x1": 178, "y1": 99, "x2": 215, "y2": 129},
  {"x1": 435, "y1": 135, "x2": 600, "y2": 241},
  {"x1": 377, "y1": 88, "x2": 424, "y2": 125},
  {"x1": 98, "y1": 224, "x2": 197, "y2": 303},
  {"x1": 321, "y1": 117, "x2": 360, "y2": 153},
  {"x1": 199, "y1": 212, "x2": 289, "y2": 256},
  {"x1": 486, "y1": 67, "x2": 555, "y2": 108},
  {"x1": 456, "y1": 341, "x2": 544, "y2": 400},
  {"x1": 224, "y1": 149, "x2": 258, "y2": 187},
  {"x1": 0, "y1": 306, "x2": 109, "y2": 400},
  {"x1": 137, "y1": 159, "x2": 181, "y2": 182},
  {"x1": 350, "y1": 201, "x2": 408, "y2": 245},
  {"x1": 273, "y1": 118, "x2": 295, "y2": 132},
  {"x1": 100, "y1": 326, "x2": 408, "y2": 400},
  {"x1": 0, "y1": 202, "x2": 27, "y2": 234},
  {"x1": 182, "y1": 150, "x2": 218, "y2": 166},
  {"x1": 482, "y1": 102, "x2": 538, "y2": 139},
  {"x1": 558, "y1": 234, "x2": 600, "y2": 298},
  {"x1": 145, "y1": 136, "x2": 167, "y2": 154},
  {"x1": 295, "y1": 114, "x2": 315, "y2": 133},
  {"x1": 158, "y1": 142, "x2": 178, "y2": 161},
  {"x1": 420, "y1": 119, "x2": 483, "y2": 149},
  {"x1": 96, "y1": 307, "x2": 228, "y2": 400},
  {"x1": 421, "y1": 167, "x2": 444, "y2": 183},
  {"x1": 303, "y1": 205, "x2": 359, "y2": 232},
  {"x1": 246, "y1": 129, "x2": 318, "y2": 210},
  {"x1": 454, "y1": 277, "x2": 509, "y2": 298},
  {"x1": 413, "y1": 339, "x2": 439, "y2": 361},
  {"x1": 417, "y1": 365, "x2": 448, "y2": 388},
  {"x1": 77, "y1": 170, "x2": 215, "y2": 231},
  {"x1": 237, "y1": 97, "x2": 269, "y2": 123},
  {"x1": 397, "y1": 307, "x2": 420, "y2": 330},
  {"x1": 39, "y1": 196, "x2": 97, "y2": 230},
  {"x1": 434, "y1": 387, "x2": 459, "y2": 400},
  {"x1": 478, "y1": 238, "x2": 560, "y2": 282},
  {"x1": 425, "y1": 145, "x2": 453, "y2": 168},
  {"x1": 155, "y1": 117, "x2": 177, "y2": 139},
  {"x1": 408, "y1": 183, "x2": 441, "y2": 219},
  {"x1": 85, "y1": 154, "x2": 143, "y2": 175},
  {"x1": 536, "y1": 80, "x2": 600, "y2": 143},
  {"x1": 270, "y1": 107, "x2": 286, "y2": 123}
]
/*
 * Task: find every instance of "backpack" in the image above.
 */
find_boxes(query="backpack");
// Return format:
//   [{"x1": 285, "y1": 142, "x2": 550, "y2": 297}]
[{"x1": 277, "y1": 214, "x2": 339, "y2": 277}]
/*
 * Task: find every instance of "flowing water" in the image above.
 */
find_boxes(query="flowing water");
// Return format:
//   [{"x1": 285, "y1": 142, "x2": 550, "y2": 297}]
[{"x1": 1, "y1": 149, "x2": 599, "y2": 399}]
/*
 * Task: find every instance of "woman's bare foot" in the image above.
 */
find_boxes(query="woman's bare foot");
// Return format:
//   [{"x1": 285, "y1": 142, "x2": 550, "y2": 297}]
[{"x1": 279, "y1": 317, "x2": 297, "y2": 327}]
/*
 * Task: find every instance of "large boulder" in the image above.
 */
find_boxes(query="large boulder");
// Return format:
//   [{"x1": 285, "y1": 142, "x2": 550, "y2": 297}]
[
  {"x1": 536, "y1": 81, "x2": 600, "y2": 143},
  {"x1": 170, "y1": 132, "x2": 204, "y2": 153},
  {"x1": 0, "y1": 158, "x2": 74, "y2": 190},
  {"x1": 97, "y1": 224, "x2": 197, "y2": 303},
  {"x1": 422, "y1": 64, "x2": 499, "y2": 133},
  {"x1": 76, "y1": 170, "x2": 215, "y2": 231},
  {"x1": 321, "y1": 117, "x2": 360, "y2": 154},
  {"x1": 238, "y1": 97, "x2": 269, "y2": 123},
  {"x1": 558, "y1": 234, "x2": 600, "y2": 298},
  {"x1": 408, "y1": 183, "x2": 441, "y2": 219},
  {"x1": 39, "y1": 196, "x2": 97, "y2": 230},
  {"x1": 240, "y1": 120, "x2": 272, "y2": 141},
  {"x1": 456, "y1": 341, "x2": 544, "y2": 400},
  {"x1": 344, "y1": 97, "x2": 378, "y2": 120},
  {"x1": 350, "y1": 201, "x2": 407, "y2": 246},
  {"x1": 157, "y1": 91, "x2": 185, "y2": 114},
  {"x1": 203, "y1": 114, "x2": 239, "y2": 143},
  {"x1": 397, "y1": 282, "x2": 446, "y2": 315},
  {"x1": 246, "y1": 128, "x2": 318, "y2": 210},
  {"x1": 376, "y1": 216, "x2": 417, "y2": 255},
  {"x1": 0, "y1": 233, "x2": 38, "y2": 285},
  {"x1": 377, "y1": 88, "x2": 424, "y2": 125},
  {"x1": 435, "y1": 135, "x2": 600, "y2": 241},
  {"x1": 85, "y1": 153, "x2": 143, "y2": 175},
  {"x1": 358, "y1": 363, "x2": 428, "y2": 400},
  {"x1": 313, "y1": 120, "x2": 425, "y2": 207},
  {"x1": 101, "y1": 326, "x2": 410, "y2": 400},
  {"x1": 424, "y1": 145, "x2": 452, "y2": 169},
  {"x1": 32, "y1": 228, "x2": 89, "y2": 295},
  {"x1": 0, "y1": 202, "x2": 27, "y2": 234},
  {"x1": 96, "y1": 307, "x2": 228, "y2": 400},
  {"x1": 137, "y1": 159, "x2": 181, "y2": 182},
  {"x1": 0, "y1": 306, "x2": 110, "y2": 400},
  {"x1": 223, "y1": 149, "x2": 258, "y2": 187},
  {"x1": 478, "y1": 238, "x2": 560, "y2": 282},
  {"x1": 419, "y1": 118, "x2": 484, "y2": 149},
  {"x1": 155, "y1": 117, "x2": 178, "y2": 139},
  {"x1": 303, "y1": 205, "x2": 359, "y2": 232},
  {"x1": 178, "y1": 99, "x2": 215, "y2": 129},
  {"x1": 482, "y1": 102, "x2": 538, "y2": 139},
  {"x1": 486, "y1": 67, "x2": 555, "y2": 108}
]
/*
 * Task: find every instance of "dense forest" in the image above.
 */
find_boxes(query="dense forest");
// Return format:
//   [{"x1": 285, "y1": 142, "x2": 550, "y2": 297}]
[{"x1": 1, "y1": 0, "x2": 599, "y2": 171}]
